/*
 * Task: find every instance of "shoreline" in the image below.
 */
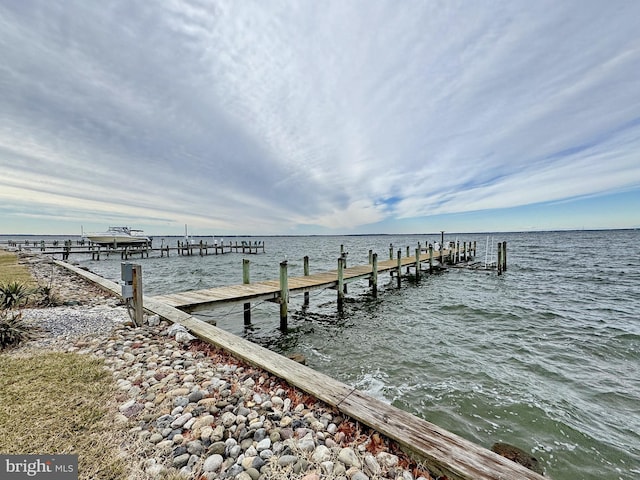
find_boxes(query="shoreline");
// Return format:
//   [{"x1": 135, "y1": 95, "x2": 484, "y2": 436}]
[
  {"x1": 2, "y1": 252, "x2": 546, "y2": 480},
  {"x1": 3, "y1": 253, "x2": 434, "y2": 480}
]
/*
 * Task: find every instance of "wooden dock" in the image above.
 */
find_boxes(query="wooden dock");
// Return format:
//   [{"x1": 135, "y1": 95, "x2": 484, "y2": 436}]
[
  {"x1": 150, "y1": 253, "x2": 442, "y2": 309},
  {"x1": 1, "y1": 239, "x2": 265, "y2": 260},
  {"x1": 52, "y1": 257, "x2": 543, "y2": 480},
  {"x1": 151, "y1": 242, "x2": 478, "y2": 329}
]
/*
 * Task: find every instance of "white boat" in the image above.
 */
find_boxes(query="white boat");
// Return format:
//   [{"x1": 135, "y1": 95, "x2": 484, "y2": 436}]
[{"x1": 84, "y1": 226, "x2": 151, "y2": 246}]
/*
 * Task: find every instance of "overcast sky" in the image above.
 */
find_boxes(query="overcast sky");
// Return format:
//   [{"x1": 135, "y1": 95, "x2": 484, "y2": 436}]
[{"x1": 1, "y1": 0, "x2": 639, "y2": 235}]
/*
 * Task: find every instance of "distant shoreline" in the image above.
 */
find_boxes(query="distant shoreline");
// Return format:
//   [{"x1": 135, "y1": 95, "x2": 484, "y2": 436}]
[{"x1": 0, "y1": 227, "x2": 637, "y2": 238}]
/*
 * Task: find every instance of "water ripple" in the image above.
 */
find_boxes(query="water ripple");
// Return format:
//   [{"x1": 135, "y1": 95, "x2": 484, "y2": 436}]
[{"x1": 62, "y1": 229, "x2": 640, "y2": 480}]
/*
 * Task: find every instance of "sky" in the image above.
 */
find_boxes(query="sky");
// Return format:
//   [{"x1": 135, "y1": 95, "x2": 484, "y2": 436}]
[{"x1": 1, "y1": 0, "x2": 639, "y2": 236}]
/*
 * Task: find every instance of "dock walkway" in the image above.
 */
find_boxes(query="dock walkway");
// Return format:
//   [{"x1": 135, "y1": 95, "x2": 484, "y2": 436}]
[{"x1": 150, "y1": 247, "x2": 458, "y2": 313}]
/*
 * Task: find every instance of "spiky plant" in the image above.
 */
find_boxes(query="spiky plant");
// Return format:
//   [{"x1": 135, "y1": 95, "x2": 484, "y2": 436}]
[
  {"x1": 0, "y1": 310, "x2": 35, "y2": 350},
  {"x1": 0, "y1": 281, "x2": 31, "y2": 310},
  {"x1": 35, "y1": 284, "x2": 59, "y2": 307}
]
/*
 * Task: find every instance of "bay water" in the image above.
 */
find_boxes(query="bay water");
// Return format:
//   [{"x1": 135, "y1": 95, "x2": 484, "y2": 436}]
[{"x1": 4, "y1": 230, "x2": 639, "y2": 479}]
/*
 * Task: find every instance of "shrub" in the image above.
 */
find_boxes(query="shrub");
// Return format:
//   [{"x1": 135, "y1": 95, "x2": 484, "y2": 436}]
[
  {"x1": 0, "y1": 281, "x2": 31, "y2": 310},
  {"x1": 0, "y1": 310, "x2": 35, "y2": 350},
  {"x1": 35, "y1": 284, "x2": 59, "y2": 307}
]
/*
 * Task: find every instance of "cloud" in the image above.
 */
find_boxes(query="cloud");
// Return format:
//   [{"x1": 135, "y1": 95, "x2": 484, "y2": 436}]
[{"x1": 1, "y1": 0, "x2": 639, "y2": 234}]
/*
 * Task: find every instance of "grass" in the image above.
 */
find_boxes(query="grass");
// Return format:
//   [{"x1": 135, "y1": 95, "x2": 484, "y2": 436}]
[
  {"x1": 0, "y1": 250, "x2": 184, "y2": 479},
  {"x1": 0, "y1": 250, "x2": 35, "y2": 286},
  {"x1": 0, "y1": 352, "x2": 129, "y2": 479}
]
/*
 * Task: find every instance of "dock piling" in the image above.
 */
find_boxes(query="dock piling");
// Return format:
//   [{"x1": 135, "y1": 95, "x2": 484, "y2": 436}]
[
  {"x1": 429, "y1": 245, "x2": 434, "y2": 273},
  {"x1": 303, "y1": 256, "x2": 310, "y2": 306},
  {"x1": 372, "y1": 253, "x2": 378, "y2": 297},
  {"x1": 337, "y1": 256, "x2": 345, "y2": 310},
  {"x1": 279, "y1": 261, "x2": 289, "y2": 330},
  {"x1": 243, "y1": 259, "x2": 251, "y2": 325},
  {"x1": 132, "y1": 264, "x2": 144, "y2": 326},
  {"x1": 396, "y1": 250, "x2": 402, "y2": 287},
  {"x1": 341, "y1": 250, "x2": 348, "y2": 294},
  {"x1": 406, "y1": 246, "x2": 411, "y2": 274},
  {"x1": 503, "y1": 241, "x2": 507, "y2": 271}
]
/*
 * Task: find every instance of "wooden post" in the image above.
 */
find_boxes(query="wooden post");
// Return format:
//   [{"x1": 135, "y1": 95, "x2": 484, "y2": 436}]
[
  {"x1": 415, "y1": 247, "x2": 420, "y2": 280},
  {"x1": 406, "y1": 246, "x2": 411, "y2": 274},
  {"x1": 372, "y1": 253, "x2": 378, "y2": 298},
  {"x1": 303, "y1": 255, "x2": 310, "y2": 307},
  {"x1": 474, "y1": 241, "x2": 477, "y2": 256},
  {"x1": 497, "y1": 242, "x2": 503, "y2": 275},
  {"x1": 279, "y1": 261, "x2": 289, "y2": 330},
  {"x1": 503, "y1": 241, "x2": 507, "y2": 271},
  {"x1": 396, "y1": 249, "x2": 402, "y2": 287},
  {"x1": 463, "y1": 241, "x2": 467, "y2": 261},
  {"x1": 243, "y1": 259, "x2": 251, "y2": 325},
  {"x1": 389, "y1": 243, "x2": 393, "y2": 260},
  {"x1": 131, "y1": 264, "x2": 143, "y2": 327},
  {"x1": 342, "y1": 251, "x2": 348, "y2": 294},
  {"x1": 337, "y1": 256, "x2": 345, "y2": 311},
  {"x1": 368, "y1": 249, "x2": 373, "y2": 287},
  {"x1": 456, "y1": 241, "x2": 460, "y2": 264},
  {"x1": 429, "y1": 245, "x2": 433, "y2": 273}
]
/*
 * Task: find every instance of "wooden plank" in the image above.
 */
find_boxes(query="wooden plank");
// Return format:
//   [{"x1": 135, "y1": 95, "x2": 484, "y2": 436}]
[{"x1": 53, "y1": 260, "x2": 121, "y2": 297}]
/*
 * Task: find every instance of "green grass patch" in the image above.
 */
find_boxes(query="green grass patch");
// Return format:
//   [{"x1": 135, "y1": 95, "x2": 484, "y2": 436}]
[
  {"x1": 0, "y1": 251, "x2": 35, "y2": 286},
  {"x1": 0, "y1": 352, "x2": 128, "y2": 479}
]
